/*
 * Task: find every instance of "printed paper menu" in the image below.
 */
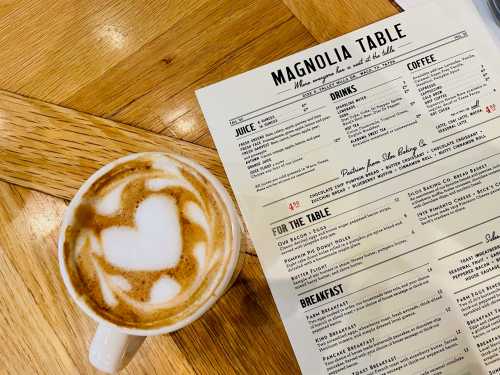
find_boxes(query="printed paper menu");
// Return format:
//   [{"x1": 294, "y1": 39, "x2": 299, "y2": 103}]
[{"x1": 196, "y1": 1, "x2": 500, "y2": 373}]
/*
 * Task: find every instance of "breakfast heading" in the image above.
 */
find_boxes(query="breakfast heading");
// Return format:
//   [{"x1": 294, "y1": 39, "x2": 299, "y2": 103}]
[{"x1": 270, "y1": 23, "x2": 407, "y2": 86}]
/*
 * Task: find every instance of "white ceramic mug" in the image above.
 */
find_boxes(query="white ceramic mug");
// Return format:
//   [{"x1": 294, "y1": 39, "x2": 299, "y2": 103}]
[{"x1": 58, "y1": 152, "x2": 244, "y2": 373}]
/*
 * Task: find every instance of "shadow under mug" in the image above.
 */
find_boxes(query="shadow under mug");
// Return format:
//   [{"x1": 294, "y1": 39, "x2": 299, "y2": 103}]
[{"x1": 58, "y1": 152, "x2": 244, "y2": 373}]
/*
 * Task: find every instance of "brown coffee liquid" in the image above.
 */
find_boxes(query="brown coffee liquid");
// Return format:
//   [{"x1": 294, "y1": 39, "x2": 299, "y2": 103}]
[{"x1": 63, "y1": 154, "x2": 232, "y2": 329}]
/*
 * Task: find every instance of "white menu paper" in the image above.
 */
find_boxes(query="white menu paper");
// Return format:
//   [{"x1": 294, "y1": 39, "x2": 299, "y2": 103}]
[{"x1": 196, "y1": 0, "x2": 500, "y2": 373}]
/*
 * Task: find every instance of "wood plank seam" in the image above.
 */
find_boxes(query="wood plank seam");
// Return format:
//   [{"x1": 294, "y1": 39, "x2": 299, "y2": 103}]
[{"x1": 0, "y1": 89, "x2": 260, "y2": 256}]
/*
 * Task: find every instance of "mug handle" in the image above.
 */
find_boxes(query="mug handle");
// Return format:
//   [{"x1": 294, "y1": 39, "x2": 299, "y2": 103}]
[{"x1": 89, "y1": 324, "x2": 146, "y2": 373}]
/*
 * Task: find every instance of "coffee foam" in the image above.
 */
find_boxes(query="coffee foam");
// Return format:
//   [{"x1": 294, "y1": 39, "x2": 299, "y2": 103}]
[
  {"x1": 101, "y1": 195, "x2": 182, "y2": 271},
  {"x1": 63, "y1": 154, "x2": 233, "y2": 329}
]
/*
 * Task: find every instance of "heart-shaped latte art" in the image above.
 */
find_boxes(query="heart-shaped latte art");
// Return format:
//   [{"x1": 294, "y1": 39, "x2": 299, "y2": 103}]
[{"x1": 101, "y1": 195, "x2": 182, "y2": 271}]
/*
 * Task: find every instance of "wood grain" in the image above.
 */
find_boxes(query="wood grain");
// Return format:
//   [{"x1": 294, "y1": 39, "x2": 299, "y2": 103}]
[
  {"x1": 0, "y1": 182, "x2": 195, "y2": 375},
  {"x1": 63, "y1": 0, "x2": 303, "y2": 118},
  {"x1": 60, "y1": 0, "x2": 316, "y2": 146},
  {"x1": 0, "y1": 90, "x2": 226, "y2": 201},
  {"x1": 0, "y1": 0, "x2": 315, "y2": 149},
  {"x1": 0, "y1": 181, "x2": 298, "y2": 374},
  {"x1": 0, "y1": 0, "x2": 212, "y2": 103},
  {"x1": 158, "y1": 16, "x2": 315, "y2": 144},
  {"x1": 282, "y1": 0, "x2": 399, "y2": 42}
]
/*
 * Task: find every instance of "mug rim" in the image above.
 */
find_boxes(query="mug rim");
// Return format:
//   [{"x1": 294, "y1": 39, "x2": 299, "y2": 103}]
[{"x1": 58, "y1": 152, "x2": 242, "y2": 336}]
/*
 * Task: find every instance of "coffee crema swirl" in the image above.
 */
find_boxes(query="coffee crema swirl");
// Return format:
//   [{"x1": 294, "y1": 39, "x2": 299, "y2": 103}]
[{"x1": 63, "y1": 154, "x2": 232, "y2": 329}]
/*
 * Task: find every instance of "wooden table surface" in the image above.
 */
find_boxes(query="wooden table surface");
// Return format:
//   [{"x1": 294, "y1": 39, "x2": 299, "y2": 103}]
[{"x1": 0, "y1": 1, "x2": 401, "y2": 373}]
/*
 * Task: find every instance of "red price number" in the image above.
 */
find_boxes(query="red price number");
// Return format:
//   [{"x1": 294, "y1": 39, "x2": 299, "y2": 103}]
[
  {"x1": 288, "y1": 201, "x2": 301, "y2": 211},
  {"x1": 486, "y1": 104, "x2": 496, "y2": 113}
]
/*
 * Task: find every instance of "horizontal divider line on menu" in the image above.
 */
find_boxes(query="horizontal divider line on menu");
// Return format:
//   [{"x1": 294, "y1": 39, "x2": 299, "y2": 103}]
[
  {"x1": 454, "y1": 272, "x2": 500, "y2": 295},
  {"x1": 303, "y1": 263, "x2": 429, "y2": 312},
  {"x1": 237, "y1": 105, "x2": 325, "y2": 140},
  {"x1": 437, "y1": 241, "x2": 483, "y2": 261},
  {"x1": 274, "y1": 203, "x2": 388, "y2": 240},
  {"x1": 267, "y1": 178, "x2": 339, "y2": 212},
  {"x1": 432, "y1": 115, "x2": 500, "y2": 143},
  {"x1": 329, "y1": 76, "x2": 403, "y2": 105},
  {"x1": 261, "y1": 77, "x2": 405, "y2": 209},
  {"x1": 275, "y1": 151, "x2": 500, "y2": 239},
  {"x1": 411, "y1": 48, "x2": 474, "y2": 73},
  {"x1": 298, "y1": 214, "x2": 500, "y2": 296},
  {"x1": 229, "y1": 31, "x2": 466, "y2": 124},
  {"x1": 269, "y1": 135, "x2": 500, "y2": 224}
]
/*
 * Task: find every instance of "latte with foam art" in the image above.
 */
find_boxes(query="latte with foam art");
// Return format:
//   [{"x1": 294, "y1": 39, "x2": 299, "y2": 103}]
[{"x1": 62, "y1": 153, "x2": 236, "y2": 329}]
